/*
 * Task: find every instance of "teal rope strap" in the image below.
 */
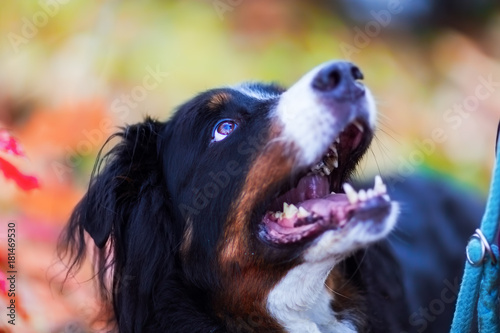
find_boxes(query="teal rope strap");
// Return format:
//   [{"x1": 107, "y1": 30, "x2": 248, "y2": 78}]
[
  {"x1": 450, "y1": 122, "x2": 500, "y2": 333},
  {"x1": 478, "y1": 245, "x2": 499, "y2": 333}
]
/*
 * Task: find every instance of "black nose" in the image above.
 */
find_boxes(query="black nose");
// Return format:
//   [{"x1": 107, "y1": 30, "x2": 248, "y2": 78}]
[{"x1": 311, "y1": 61, "x2": 365, "y2": 101}]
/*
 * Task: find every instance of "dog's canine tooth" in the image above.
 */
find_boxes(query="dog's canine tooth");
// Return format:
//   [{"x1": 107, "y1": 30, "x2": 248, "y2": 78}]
[
  {"x1": 283, "y1": 203, "x2": 298, "y2": 218},
  {"x1": 335, "y1": 137, "x2": 340, "y2": 144},
  {"x1": 322, "y1": 165, "x2": 331, "y2": 176},
  {"x1": 353, "y1": 120, "x2": 364, "y2": 132},
  {"x1": 343, "y1": 183, "x2": 358, "y2": 204},
  {"x1": 374, "y1": 175, "x2": 387, "y2": 194},
  {"x1": 297, "y1": 207, "x2": 310, "y2": 218},
  {"x1": 333, "y1": 158, "x2": 338, "y2": 168},
  {"x1": 382, "y1": 194, "x2": 391, "y2": 201},
  {"x1": 322, "y1": 155, "x2": 337, "y2": 172},
  {"x1": 358, "y1": 189, "x2": 367, "y2": 202}
]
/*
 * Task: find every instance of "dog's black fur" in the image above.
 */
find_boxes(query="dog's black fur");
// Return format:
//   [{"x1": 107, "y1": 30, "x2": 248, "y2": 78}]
[
  {"x1": 60, "y1": 66, "x2": 483, "y2": 332},
  {"x1": 62, "y1": 85, "x2": 292, "y2": 332},
  {"x1": 357, "y1": 176, "x2": 483, "y2": 332}
]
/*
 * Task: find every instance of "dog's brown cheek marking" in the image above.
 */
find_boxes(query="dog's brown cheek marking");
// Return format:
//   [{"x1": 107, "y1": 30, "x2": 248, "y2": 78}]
[{"x1": 215, "y1": 129, "x2": 294, "y2": 332}]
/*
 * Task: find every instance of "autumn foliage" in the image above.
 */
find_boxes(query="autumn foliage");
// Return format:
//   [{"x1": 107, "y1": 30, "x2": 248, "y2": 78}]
[{"x1": 0, "y1": 130, "x2": 38, "y2": 330}]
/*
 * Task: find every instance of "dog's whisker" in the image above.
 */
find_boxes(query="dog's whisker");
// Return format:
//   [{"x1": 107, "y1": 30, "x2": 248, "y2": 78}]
[{"x1": 324, "y1": 283, "x2": 353, "y2": 300}]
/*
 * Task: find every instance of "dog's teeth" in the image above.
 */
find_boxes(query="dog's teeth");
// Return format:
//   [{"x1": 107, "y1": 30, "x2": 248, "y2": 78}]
[
  {"x1": 322, "y1": 166, "x2": 331, "y2": 176},
  {"x1": 331, "y1": 146, "x2": 338, "y2": 156},
  {"x1": 335, "y1": 137, "x2": 340, "y2": 144},
  {"x1": 353, "y1": 121, "x2": 364, "y2": 132},
  {"x1": 283, "y1": 203, "x2": 298, "y2": 218},
  {"x1": 343, "y1": 183, "x2": 358, "y2": 204},
  {"x1": 358, "y1": 189, "x2": 367, "y2": 202},
  {"x1": 323, "y1": 154, "x2": 338, "y2": 171},
  {"x1": 311, "y1": 161, "x2": 324, "y2": 173},
  {"x1": 382, "y1": 194, "x2": 391, "y2": 201},
  {"x1": 274, "y1": 211, "x2": 283, "y2": 219},
  {"x1": 367, "y1": 188, "x2": 375, "y2": 199},
  {"x1": 297, "y1": 207, "x2": 310, "y2": 218},
  {"x1": 374, "y1": 175, "x2": 387, "y2": 194},
  {"x1": 379, "y1": 184, "x2": 387, "y2": 194}
]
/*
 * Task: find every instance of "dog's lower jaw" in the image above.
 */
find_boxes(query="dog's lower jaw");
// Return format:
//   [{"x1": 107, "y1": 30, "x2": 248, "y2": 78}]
[{"x1": 266, "y1": 203, "x2": 400, "y2": 333}]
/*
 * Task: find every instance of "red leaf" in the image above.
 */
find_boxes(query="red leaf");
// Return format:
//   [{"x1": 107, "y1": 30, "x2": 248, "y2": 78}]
[
  {"x1": 0, "y1": 156, "x2": 39, "y2": 191},
  {"x1": 0, "y1": 129, "x2": 25, "y2": 157},
  {"x1": 0, "y1": 271, "x2": 6, "y2": 295}
]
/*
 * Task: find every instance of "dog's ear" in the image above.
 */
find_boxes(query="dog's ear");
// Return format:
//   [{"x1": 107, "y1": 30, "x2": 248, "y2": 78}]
[
  {"x1": 59, "y1": 117, "x2": 178, "y2": 326},
  {"x1": 74, "y1": 117, "x2": 167, "y2": 248}
]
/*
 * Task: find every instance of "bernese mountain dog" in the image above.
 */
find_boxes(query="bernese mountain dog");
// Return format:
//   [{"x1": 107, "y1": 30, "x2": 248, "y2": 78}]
[{"x1": 60, "y1": 60, "x2": 482, "y2": 332}]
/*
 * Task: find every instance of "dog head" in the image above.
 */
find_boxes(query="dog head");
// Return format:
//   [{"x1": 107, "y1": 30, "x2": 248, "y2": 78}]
[{"x1": 61, "y1": 60, "x2": 398, "y2": 332}]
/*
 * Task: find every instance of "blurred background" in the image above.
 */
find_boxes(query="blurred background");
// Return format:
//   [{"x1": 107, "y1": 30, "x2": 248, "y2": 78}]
[{"x1": 0, "y1": 0, "x2": 499, "y2": 331}]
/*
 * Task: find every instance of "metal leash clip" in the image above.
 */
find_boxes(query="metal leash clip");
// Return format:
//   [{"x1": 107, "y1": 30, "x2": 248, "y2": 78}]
[{"x1": 466, "y1": 228, "x2": 498, "y2": 267}]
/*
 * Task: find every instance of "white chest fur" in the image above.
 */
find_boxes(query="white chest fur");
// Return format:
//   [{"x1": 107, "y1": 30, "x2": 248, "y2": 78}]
[{"x1": 266, "y1": 261, "x2": 357, "y2": 333}]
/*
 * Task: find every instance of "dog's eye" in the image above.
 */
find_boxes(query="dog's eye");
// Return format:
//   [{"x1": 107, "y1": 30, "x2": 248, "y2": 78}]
[{"x1": 212, "y1": 120, "x2": 238, "y2": 142}]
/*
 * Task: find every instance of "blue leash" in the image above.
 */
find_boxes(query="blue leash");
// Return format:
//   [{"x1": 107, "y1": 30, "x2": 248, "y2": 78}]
[{"x1": 451, "y1": 121, "x2": 500, "y2": 333}]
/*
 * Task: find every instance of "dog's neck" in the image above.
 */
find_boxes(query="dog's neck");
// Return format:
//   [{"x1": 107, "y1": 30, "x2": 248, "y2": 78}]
[{"x1": 266, "y1": 259, "x2": 361, "y2": 333}]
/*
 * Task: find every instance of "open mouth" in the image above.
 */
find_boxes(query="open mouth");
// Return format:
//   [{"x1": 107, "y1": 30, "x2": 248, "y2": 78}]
[{"x1": 259, "y1": 118, "x2": 392, "y2": 245}]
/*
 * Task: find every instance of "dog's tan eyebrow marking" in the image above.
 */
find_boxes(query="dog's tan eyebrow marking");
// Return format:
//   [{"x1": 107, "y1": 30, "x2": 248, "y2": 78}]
[{"x1": 207, "y1": 92, "x2": 232, "y2": 110}]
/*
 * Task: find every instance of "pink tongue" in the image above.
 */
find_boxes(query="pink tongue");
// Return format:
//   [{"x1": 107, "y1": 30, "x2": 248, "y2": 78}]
[
  {"x1": 298, "y1": 174, "x2": 330, "y2": 200},
  {"x1": 270, "y1": 174, "x2": 330, "y2": 212},
  {"x1": 271, "y1": 192, "x2": 350, "y2": 229},
  {"x1": 297, "y1": 194, "x2": 348, "y2": 217}
]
